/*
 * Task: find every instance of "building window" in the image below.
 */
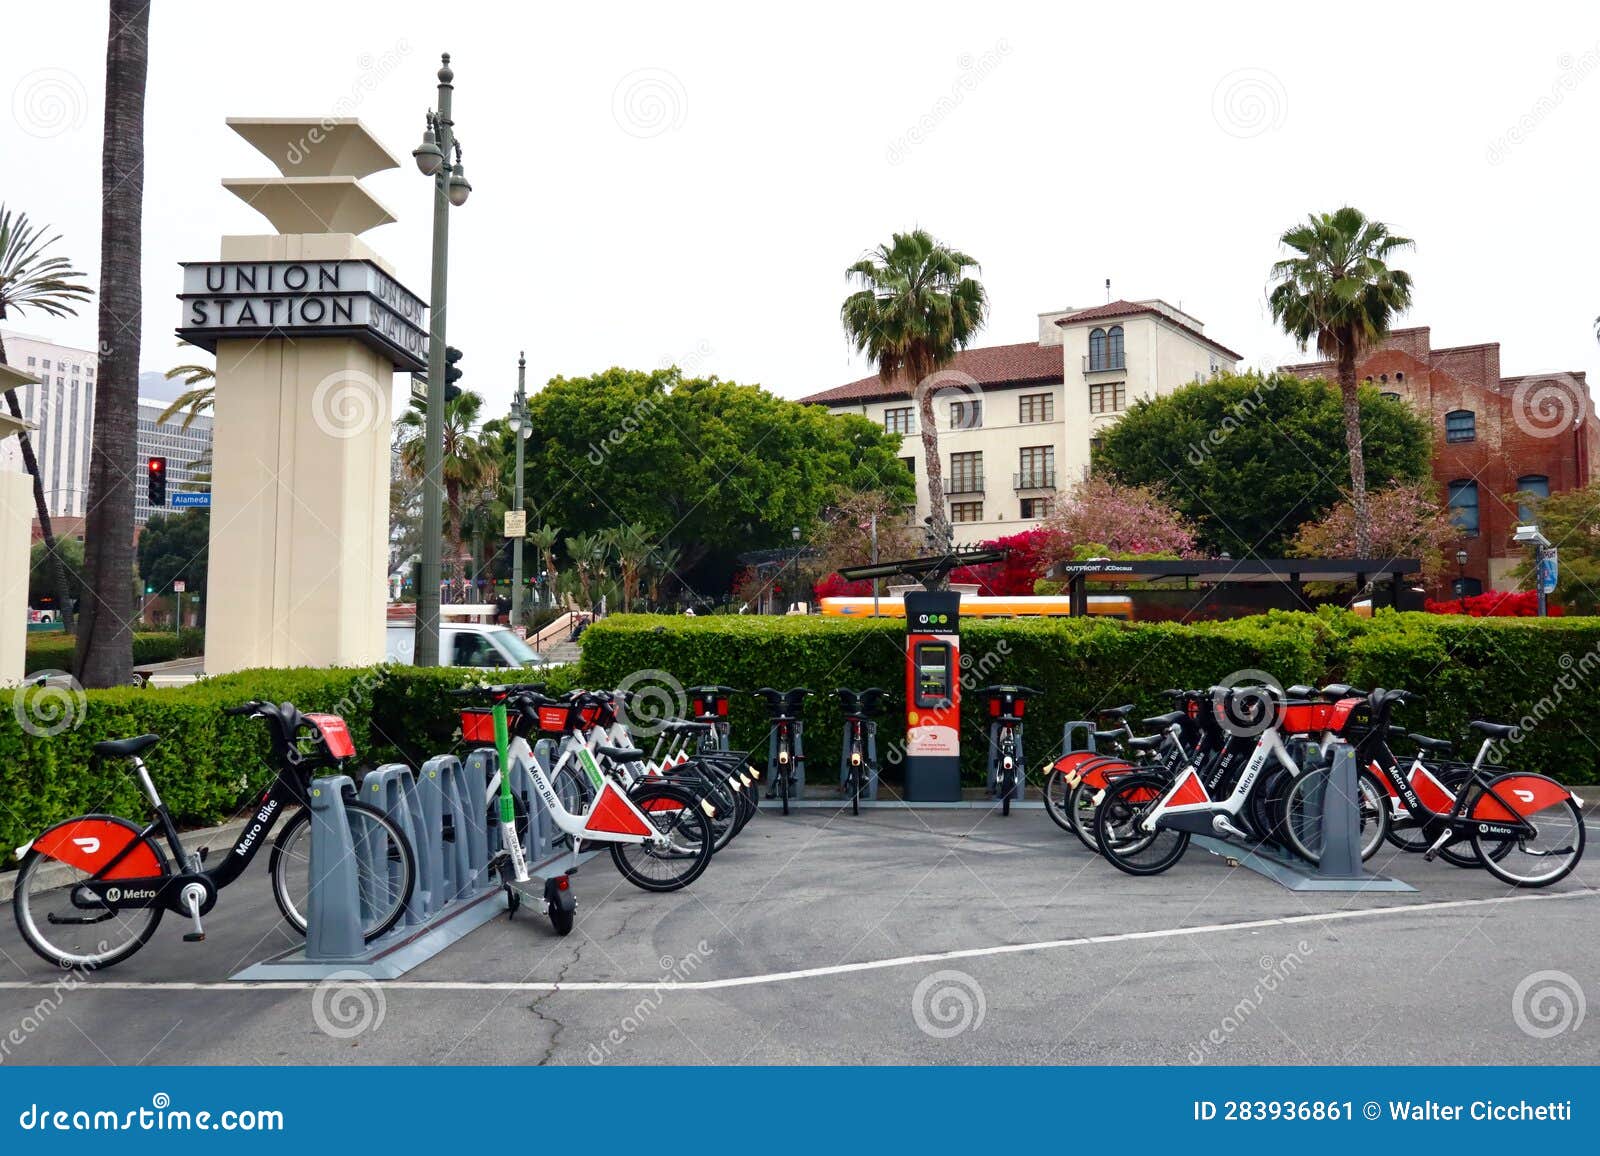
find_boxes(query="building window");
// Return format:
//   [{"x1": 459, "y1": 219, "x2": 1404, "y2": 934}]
[
  {"x1": 1089, "y1": 381, "x2": 1126, "y2": 414},
  {"x1": 26, "y1": 356, "x2": 35, "y2": 366},
  {"x1": 1107, "y1": 325, "x2": 1124, "y2": 368},
  {"x1": 1445, "y1": 409, "x2": 1476, "y2": 443},
  {"x1": 949, "y1": 451, "x2": 983, "y2": 494},
  {"x1": 1381, "y1": 392, "x2": 1401, "y2": 401},
  {"x1": 1453, "y1": 576, "x2": 1483, "y2": 597},
  {"x1": 1516, "y1": 474, "x2": 1549, "y2": 522},
  {"x1": 1020, "y1": 497, "x2": 1051, "y2": 520},
  {"x1": 950, "y1": 399, "x2": 982, "y2": 430},
  {"x1": 883, "y1": 407, "x2": 914, "y2": 435},
  {"x1": 951, "y1": 501, "x2": 984, "y2": 524},
  {"x1": 1018, "y1": 392, "x2": 1054, "y2": 423},
  {"x1": 40, "y1": 359, "x2": 50, "y2": 369},
  {"x1": 1447, "y1": 479, "x2": 1480, "y2": 535},
  {"x1": 901, "y1": 455, "x2": 915, "y2": 479},
  {"x1": 1088, "y1": 326, "x2": 1125, "y2": 372},
  {"x1": 1017, "y1": 445, "x2": 1055, "y2": 489}
]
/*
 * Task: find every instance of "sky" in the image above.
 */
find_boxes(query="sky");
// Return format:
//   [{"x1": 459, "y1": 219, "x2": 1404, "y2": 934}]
[{"x1": 4, "y1": 1, "x2": 1599, "y2": 418}]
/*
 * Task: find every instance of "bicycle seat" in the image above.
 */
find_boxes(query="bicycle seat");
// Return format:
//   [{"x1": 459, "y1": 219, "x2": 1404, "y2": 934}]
[
  {"x1": 1319, "y1": 683, "x2": 1366, "y2": 700},
  {"x1": 1285, "y1": 684, "x2": 1317, "y2": 698},
  {"x1": 664, "y1": 720, "x2": 714, "y2": 735},
  {"x1": 595, "y1": 744, "x2": 647, "y2": 762},
  {"x1": 1126, "y1": 735, "x2": 1163, "y2": 752},
  {"x1": 1408, "y1": 732, "x2": 1454, "y2": 753},
  {"x1": 1091, "y1": 728, "x2": 1125, "y2": 742},
  {"x1": 1141, "y1": 711, "x2": 1186, "y2": 727},
  {"x1": 93, "y1": 733, "x2": 160, "y2": 759},
  {"x1": 1097, "y1": 704, "x2": 1135, "y2": 719},
  {"x1": 1468, "y1": 719, "x2": 1519, "y2": 740}
]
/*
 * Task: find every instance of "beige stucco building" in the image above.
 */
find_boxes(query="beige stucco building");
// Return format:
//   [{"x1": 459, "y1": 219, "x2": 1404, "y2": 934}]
[{"x1": 802, "y1": 299, "x2": 1240, "y2": 544}]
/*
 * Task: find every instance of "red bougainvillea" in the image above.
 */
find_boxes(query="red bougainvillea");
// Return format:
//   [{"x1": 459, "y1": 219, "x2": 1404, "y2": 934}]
[{"x1": 1423, "y1": 590, "x2": 1560, "y2": 617}]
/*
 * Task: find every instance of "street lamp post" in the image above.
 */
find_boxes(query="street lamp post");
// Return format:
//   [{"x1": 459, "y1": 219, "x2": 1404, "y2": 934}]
[
  {"x1": 1455, "y1": 548, "x2": 1469, "y2": 597},
  {"x1": 412, "y1": 52, "x2": 474, "y2": 667},
  {"x1": 785, "y1": 524, "x2": 801, "y2": 615},
  {"x1": 507, "y1": 352, "x2": 531, "y2": 630}
]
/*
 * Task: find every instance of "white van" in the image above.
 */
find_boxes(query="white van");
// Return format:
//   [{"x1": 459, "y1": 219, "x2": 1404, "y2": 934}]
[{"x1": 385, "y1": 605, "x2": 553, "y2": 669}]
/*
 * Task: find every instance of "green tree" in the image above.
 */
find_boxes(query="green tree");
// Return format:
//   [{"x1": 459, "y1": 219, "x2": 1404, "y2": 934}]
[
  {"x1": 1093, "y1": 371, "x2": 1430, "y2": 557},
  {"x1": 519, "y1": 367, "x2": 913, "y2": 571},
  {"x1": 0, "y1": 205, "x2": 93, "y2": 631},
  {"x1": 564, "y1": 531, "x2": 607, "y2": 611},
  {"x1": 529, "y1": 522, "x2": 561, "y2": 608},
  {"x1": 136, "y1": 510, "x2": 210, "y2": 596},
  {"x1": 1268, "y1": 206, "x2": 1415, "y2": 556},
  {"x1": 840, "y1": 229, "x2": 988, "y2": 551},
  {"x1": 1509, "y1": 482, "x2": 1600, "y2": 613},
  {"x1": 396, "y1": 389, "x2": 498, "y2": 597},
  {"x1": 77, "y1": 0, "x2": 151, "y2": 686},
  {"x1": 29, "y1": 536, "x2": 84, "y2": 611}
]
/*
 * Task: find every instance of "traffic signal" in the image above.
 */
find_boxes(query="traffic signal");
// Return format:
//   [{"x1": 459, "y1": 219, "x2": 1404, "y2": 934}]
[
  {"x1": 444, "y1": 345, "x2": 463, "y2": 402},
  {"x1": 147, "y1": 456, "x2": 167, "y2": 507}
]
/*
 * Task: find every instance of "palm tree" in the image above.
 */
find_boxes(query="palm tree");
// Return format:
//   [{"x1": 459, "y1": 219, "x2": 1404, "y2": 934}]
[
  {"x1": 564, "y1": 531, "x2": 606, "y2": 611},
  {"x1": 396, "y1": 390, "x2": 498, "y2": 600},
  {"x1": 76, "y1": 0, "x2": 150, "y2": 687},
  {"x1": 606, "y1": 522, "x2": 654, "y2": 611},
  {"x1": 647, "y1": 543, "x2": 681, "y2": 607},
  {"x1": 158, "y1": 357, "x2": 215, "y2": 478},
  {"x1": 1268, "y1": 207, "x2": 1414, "y2": 557},
  {"x1": 0, "y1": 206, "x2": 92, "y2": 631},
  {"x1": 528, "y1": 523, "x2": 561, "y2": 608},
  {"x1": 841, "y1": 229, "x2": 988, "y2": 553}
]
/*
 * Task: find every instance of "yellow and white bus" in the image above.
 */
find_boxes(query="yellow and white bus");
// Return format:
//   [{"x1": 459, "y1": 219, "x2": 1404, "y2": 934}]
[{"x1": 818, "y1": 594, "x2": 1133, "y2": 620}]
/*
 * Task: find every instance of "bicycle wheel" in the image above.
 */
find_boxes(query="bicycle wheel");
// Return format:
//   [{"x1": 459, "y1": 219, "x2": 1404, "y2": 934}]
[
  {"x1": 1472, "y1": 777, "x2": 1585, "y2": 888},
  {"x1": 270, "y1": 800, "x2": 416, "y2": 942},
  {"x1": 1042, "y1": 770, "x2": 1076, "y2": 834},
  {"x1": 610, "y1": 782, "x2": 715, "y2": 892},
  {"x1": 1281, "y1": 769, "x2": 1389, "y2": 863},
  {"x1": 1094, "y1": 775, "x2": 1190, "y2": 876},
  {"x1": 13, "y1": 815, "x2": 169, "y2": 970},
  {"x1": 1066, "y1": 781, "x2": 1102, "y2": 852}
]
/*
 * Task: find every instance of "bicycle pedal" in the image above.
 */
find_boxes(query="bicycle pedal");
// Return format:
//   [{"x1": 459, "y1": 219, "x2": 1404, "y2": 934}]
[{"x1": 183, "y1": 931, "x2": 205, "y2": 943}]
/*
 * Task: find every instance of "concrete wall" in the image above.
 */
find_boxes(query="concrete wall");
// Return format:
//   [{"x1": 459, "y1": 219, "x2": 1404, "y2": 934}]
[{"x1": 0, "y1": 469, "x2": 30, "y2": 685}]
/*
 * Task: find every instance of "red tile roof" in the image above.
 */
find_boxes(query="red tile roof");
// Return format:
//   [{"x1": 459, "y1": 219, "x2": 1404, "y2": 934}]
[
  {"x1": 1053, "y1": 299, "x2": 1243, "y2": 361},
  {"x1": 800, "y1": 340, "x2": 1062, "y2": 405}
]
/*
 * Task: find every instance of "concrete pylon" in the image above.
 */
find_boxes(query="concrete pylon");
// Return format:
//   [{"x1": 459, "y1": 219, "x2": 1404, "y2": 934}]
[
  {"x1": 0, "y1": 362, "x2": 42, "y2": 686},
  {"x1": 178, "y1": 120, "x2": 427, "y2": 673}
]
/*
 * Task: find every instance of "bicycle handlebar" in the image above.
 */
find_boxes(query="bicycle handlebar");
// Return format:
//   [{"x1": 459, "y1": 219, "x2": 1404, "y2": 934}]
[{"x1": 977, "y1": 684, "x2": 1042, "y2": 697}]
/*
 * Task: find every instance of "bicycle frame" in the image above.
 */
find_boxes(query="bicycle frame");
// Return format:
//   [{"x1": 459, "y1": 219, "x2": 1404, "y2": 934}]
[
  {"x1": 502, "y1": 730, "x2": 702, "y2": 845},
  {"x1": 1138, "y1": 724, "x2": 1300, "y2": 837}
]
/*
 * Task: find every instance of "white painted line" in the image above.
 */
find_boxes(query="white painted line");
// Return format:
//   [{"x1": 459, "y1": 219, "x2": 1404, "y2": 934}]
[{"x1": 0, "y1": 887, "x2": 1593, "y2": 994}]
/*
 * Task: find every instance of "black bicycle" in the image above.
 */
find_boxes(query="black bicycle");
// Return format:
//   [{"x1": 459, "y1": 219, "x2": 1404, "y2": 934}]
[
  {"x1": 836, "y1": 687, "x2": 890, "y2": 815},
  {"x1": 978, "y1": 685, "x2": 1040, "y2": 815},
  {"x1": 12, "y1": 701, "x2": 417, "y2": 970},
  {"x1": 754, "y1": 688, "x2": 812, "y2": 815}
]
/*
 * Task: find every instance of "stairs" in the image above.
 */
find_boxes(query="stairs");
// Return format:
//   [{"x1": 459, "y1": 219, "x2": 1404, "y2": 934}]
[{"x1": 541, "y1": 640, "x2": 582, "y2": 666}]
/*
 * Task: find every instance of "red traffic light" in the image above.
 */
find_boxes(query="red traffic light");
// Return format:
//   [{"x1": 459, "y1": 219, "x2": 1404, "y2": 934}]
[{"x1": 148, "y1": 457, "x2": 165, "y2": 473}]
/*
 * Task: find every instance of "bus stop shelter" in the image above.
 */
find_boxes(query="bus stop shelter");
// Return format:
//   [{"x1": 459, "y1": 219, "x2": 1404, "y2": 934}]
[{"x1": 1046, "y1": 557, "x2": 1422, "y2": 616}]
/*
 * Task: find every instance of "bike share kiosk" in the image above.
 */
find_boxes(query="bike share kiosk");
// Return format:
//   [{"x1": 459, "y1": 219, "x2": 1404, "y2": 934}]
[{"x1": 840, "y1": 544, "x2": 1008, "y2": 804}]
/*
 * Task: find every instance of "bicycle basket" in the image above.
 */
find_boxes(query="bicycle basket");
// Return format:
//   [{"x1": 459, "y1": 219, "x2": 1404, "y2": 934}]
[
  {"x1": 1280, "y1": 701, "x2": 1332, "y2": 734},
  {"x1": 303, "y1": 712, "x2": 357, "y2": 760},
  {"x1": 537, "y1": 704, "x2": 571, "y2": 732},
  {"x1": 1326, "y1": 697, "x2": 1369, "y2": 735},
  {"x1": 460, "y1": 708, "x2": 498, "y2": 745}
]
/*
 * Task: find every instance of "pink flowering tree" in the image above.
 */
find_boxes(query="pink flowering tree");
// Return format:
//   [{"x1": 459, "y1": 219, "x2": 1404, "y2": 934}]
[
  {"x1": 1287, "y1": 481, "x2": 1458, "y2": 585},
  {"x1": 1041, "y1": 476, "x2": 1198, "y2": 565}
]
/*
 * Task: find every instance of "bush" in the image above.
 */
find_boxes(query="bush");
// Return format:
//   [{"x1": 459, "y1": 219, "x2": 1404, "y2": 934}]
[
  {"x1": 0, "y1": 661, "x2": 584, "y2": 868},
  {"x1": 580, "y1": 610, "x2": 1600, "y2": 789},
  {"x1": 24, "y1": 629, "x2": 205, "y2": 674}
]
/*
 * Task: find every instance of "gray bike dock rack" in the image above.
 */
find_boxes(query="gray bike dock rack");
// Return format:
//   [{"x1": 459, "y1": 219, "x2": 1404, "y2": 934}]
[
  {"x1": 1061, "y1": 721, "x2": 1097, "y2": 757},
  {"x1": 1195, "y1": 743, "x2": 1414, "y2": 893},
  {"x1": 837, "y1": 717, "x2": 881, "y2": 802},
  {"x1": 232, "y1": 756, "x2": 506, "y2": 981},
  {"x1": 985, "y1": 718, "x2": 1027, "y2": 805}
]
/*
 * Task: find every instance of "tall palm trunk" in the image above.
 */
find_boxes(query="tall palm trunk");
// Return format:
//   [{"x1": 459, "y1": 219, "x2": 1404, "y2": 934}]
[
  {"x1": 0, "y1": 330, "x2": 73, "y2": 629},
  {"x1": 76, "y1": 0, "x2": 148, "y2": 687},
  {"x1": 1336, "y1": 344, "x2": 1371, "y2": 557},
  {"x1": 916, "y1": 388, "x2": 949, "y2": 548}
]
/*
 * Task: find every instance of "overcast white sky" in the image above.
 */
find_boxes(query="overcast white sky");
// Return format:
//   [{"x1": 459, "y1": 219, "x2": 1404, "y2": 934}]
[{"x1": 4, "y1": 1, "x2": 1599, "y2": 416}]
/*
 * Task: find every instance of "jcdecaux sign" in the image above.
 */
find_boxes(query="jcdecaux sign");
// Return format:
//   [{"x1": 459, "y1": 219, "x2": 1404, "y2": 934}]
[{"x1": 176, "y1": 259, "x2": 428, "y2": 372}]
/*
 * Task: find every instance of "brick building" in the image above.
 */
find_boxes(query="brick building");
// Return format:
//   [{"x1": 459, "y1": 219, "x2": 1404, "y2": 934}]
[{"x1": 1285, "y1": 327, "x2": 1597, "y2": 594}]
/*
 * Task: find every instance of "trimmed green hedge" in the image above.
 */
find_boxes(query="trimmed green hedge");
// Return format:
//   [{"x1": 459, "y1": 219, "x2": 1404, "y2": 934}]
[
  {"x1": 2, "y1": 662, "x2": 585, "y2": 867},
  {"x1": 24, "y1": 630, "x2": 205, "y2": 675},
  {"x1": 580, "y1": 610, "x2": 1600, "y2": 788}
]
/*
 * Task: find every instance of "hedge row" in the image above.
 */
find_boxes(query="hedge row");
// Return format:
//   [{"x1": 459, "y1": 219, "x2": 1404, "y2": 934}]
[
  {"x1": 24, "y1": 630, "x2": 206, "y2": 675},
  {"x1": 1, "y1": 662, "x2": 585, "y2": 867},
  {"x1": 580, "y1": 610, "x2": 1600, "y2": 788}
]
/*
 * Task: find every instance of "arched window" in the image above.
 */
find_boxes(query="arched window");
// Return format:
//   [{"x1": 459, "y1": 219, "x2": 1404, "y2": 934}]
[
  {"x1": 1088, "y1": 328, "x2": 1107, "y2": 372},
  {"x1": 1107, "y1": 325, "x2": 1124, "y2": 369},
  {"x1": 1448, "y1": 479, "x2": 1480, "y2": 535},
  {"x1": 1445, "y1": 409, "x2": 1476, "y2": 443},
  {"x1": 1516, "y1": 474, "x2": 1550, "y2": 522}
]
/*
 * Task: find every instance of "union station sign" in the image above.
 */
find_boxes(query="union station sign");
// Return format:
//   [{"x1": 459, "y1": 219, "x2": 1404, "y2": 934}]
[{"x1": 177, "y1": 259, "x2": 427, "y2": 371}]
